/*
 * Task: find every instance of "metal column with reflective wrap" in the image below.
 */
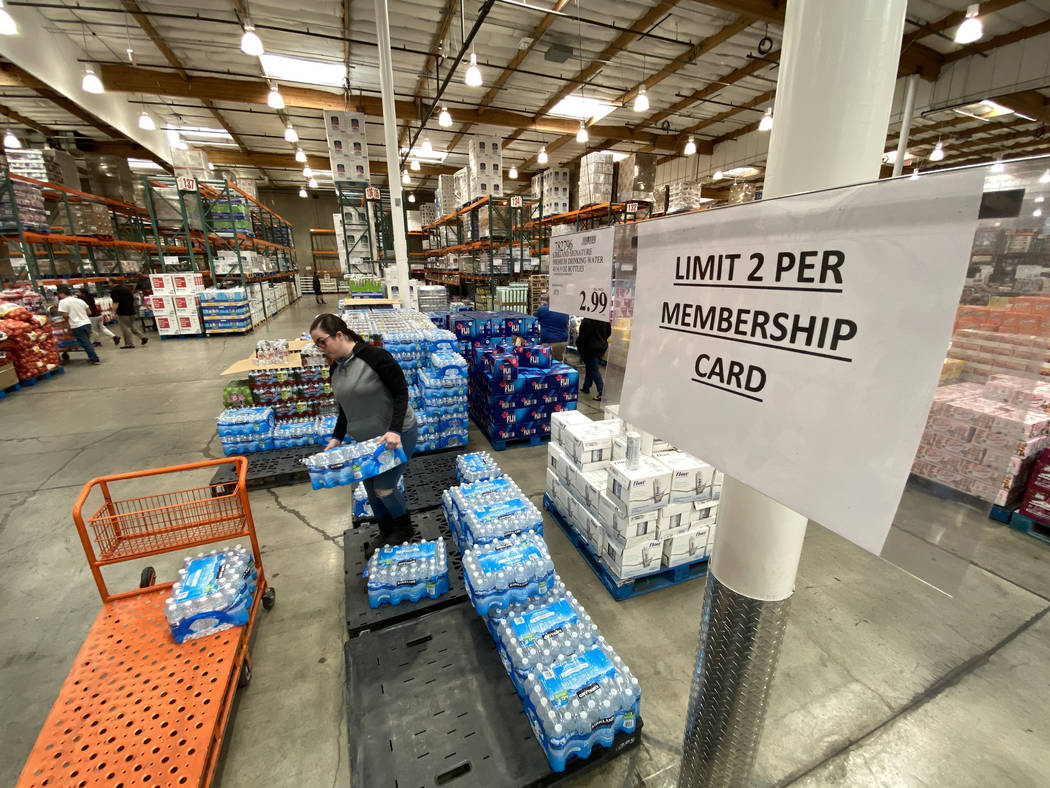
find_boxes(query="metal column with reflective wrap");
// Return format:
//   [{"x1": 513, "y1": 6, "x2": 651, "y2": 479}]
[{"x1": 677, "y1": 1, "x2": 908, "y2": 785}]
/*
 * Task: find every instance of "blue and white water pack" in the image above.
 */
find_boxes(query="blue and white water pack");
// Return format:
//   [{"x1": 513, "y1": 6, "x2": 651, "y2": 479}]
[
  {"x1": 165, "y1": 545, "x2": 257, "y2": 644},
  {"x1": 456, "y1": 451, "x2": 503, "y2": 483},
  {"x1": 463, "y1": 534, "x2": 555, "y2": 615},
  {"x1": 365, "y1": 538, "x2": 449, "y2": 608}
]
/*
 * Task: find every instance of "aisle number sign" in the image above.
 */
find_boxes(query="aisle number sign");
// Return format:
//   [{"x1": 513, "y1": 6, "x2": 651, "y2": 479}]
[
  {"x1": 176, "y1": 176, "x2": 197, "y2": 192},
  {"x1": 365, "y1": 186, "x2": 381, "y2": 200},
  {"x1": 549, "y1": 227, "x2": 614, "y2": 321},
  {"x1": 510, "y1": 196, "x2": 523, "y2": 208},
  {"x1": 620, "y1": 170, "x2": 985, "y2": 555}
]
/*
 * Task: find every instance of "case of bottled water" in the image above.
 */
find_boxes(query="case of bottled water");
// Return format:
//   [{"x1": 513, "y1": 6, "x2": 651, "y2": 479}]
[
  {"x1": 463, "y1": 533, "x2": 555, "y2": 615},
  {"x1": 425, "y1": 328, "x2": 458, "y2": 352},
  {"x1": 456, "y1": 451, "x2": 502, "y2": 483},
  {"x1": 522, "y1": 642, "x2": 642, "y2": 771},
  {"x1": 272, "y1": 417, "x2": 316, "y2": 448},
  {"x1": 441, "y1": 475, "x2": 520, "y2": 546},
  {"x1": 430, "y1": 351, "x2": 468, "y2": 378},
  {"x1": 365, "y1": 538, "x2": 449, "y2": 608},
  {"x1": 486, "y1": 579, "x2": 601, "y2": 696},
  {"x1": 165, "y1": 545, "x2": 257, "y2": 644},
  {"x1": 216, "y1": 407, "x2": 274, "y2": 437},
  {"x1": 461, "y1": 496, "x2": 543, "y2": 548},
  {"x1": 301, "y1": 437, "x2": 407, "y2": 490}
]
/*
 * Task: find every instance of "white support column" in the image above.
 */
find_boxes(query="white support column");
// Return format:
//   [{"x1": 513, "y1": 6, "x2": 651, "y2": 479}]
[
  {"x1": 678, "y1": 1, "x2": 908, "y2": 785},
  {"x1": 373, "y1": 0, "x2": 413, "y2": 309},
  {"x1": 893, "y1": 74, "x2": 919, "y2": 178}
]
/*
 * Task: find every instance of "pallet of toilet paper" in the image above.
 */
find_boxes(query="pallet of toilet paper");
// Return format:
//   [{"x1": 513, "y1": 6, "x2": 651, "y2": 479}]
[{"x1": 545, "y1": 406, "x2": 721, "y2": 580}]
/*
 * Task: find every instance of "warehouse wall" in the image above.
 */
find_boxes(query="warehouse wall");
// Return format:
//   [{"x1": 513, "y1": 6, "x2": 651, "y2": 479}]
[{"x1": 259, "y1": 188, "x2": 339, "y2": 273}]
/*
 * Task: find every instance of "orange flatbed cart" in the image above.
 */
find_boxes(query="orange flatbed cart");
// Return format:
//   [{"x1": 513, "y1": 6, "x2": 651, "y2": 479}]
[{"x1": 17, "y1": 458, "x2": 274, "y2": 788}]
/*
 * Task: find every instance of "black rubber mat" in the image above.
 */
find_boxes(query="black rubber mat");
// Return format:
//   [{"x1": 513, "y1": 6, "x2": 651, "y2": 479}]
[
  {"x1": 343, "y1": 508, "x2": 467, "y2": 637},
  {"x1": 209, "y1": 445, "x2": 316, "y2": 493},
  {"x1": 343, "y1": 604, "x2": 642, "y2": 788}
]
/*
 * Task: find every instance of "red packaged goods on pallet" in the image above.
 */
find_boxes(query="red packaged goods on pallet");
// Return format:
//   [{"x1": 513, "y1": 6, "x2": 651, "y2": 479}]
[{"x1": 0, "y1": 303, "x2": 59, "y2": 380}]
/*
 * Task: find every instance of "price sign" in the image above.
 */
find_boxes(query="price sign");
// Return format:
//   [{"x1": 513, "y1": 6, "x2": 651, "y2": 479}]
[
  {"x1": 510, "y1": 195, "x2": 523, "y2": 208},
  {"x1": 626, "y1": 201, "x2": 638, "y2": 213},
  {"x1": 175, "y1": 176, "x2": 197, "y2": 192},
  {"x1": 365, "y1": 186, "x2": 381, "y2": 200},
  {"x1": 548, "y1": 226, "x2": 614, "y2": 322}
]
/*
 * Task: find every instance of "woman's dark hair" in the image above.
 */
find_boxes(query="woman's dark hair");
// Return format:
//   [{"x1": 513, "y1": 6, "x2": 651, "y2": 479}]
[{"x1": 310, "y1": 313, "x2": 365, "y2": 343}]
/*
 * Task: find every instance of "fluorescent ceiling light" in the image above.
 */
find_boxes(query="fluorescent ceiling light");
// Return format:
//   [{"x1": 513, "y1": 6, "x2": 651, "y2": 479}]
[
  {"x1": 955, "y1": 4, "x2": 982, "y2": 44},
  {"x1": 171, "y1": 125, "x2": 232, "y2": 141},
  {"x1": 712, "y1": 170, "x2": 723, "y2": 181},
  {"x1": 724, "y1": 166, "x2": 762, "y2": 178},
  {"x1": 127, "y1": 158, "x2": 165, "y2": 170},
  {"x1": 952, "y1": 99, "x2": 1027, "y2": 122},
  {"x1": 260, "y1": 53, "x2": 346, "y2": 88},
  {"x1": 550, "y1": 94, "x2": 616, "y2": 123},
  {"x1": 192, "y1": 140, "x2": 239, "y2": 148},
  {"x1": 881, "y1": 150, "x2": 912, "y2": 165},
  {"x1": 696, "y1": 197, "x2": 717, "y2": 204},
  {"x1": 600, "y1": 150, "x2": 628, "y2": 162},
  {"x1": 399, "y1": 145, "x2": 447, "y2": 163}
]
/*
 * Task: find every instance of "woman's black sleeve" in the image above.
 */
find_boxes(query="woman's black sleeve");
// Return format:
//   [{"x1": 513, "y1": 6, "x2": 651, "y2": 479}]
[{"x1": 333, "y1": 404, "x2": 348, "y2": 442}]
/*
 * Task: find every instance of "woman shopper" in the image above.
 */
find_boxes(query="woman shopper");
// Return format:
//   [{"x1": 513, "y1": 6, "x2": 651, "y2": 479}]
[
  {"x1": 79, "y1": 287, "x2": 118, "y2": 347},
  {"x1": 310, "y1": 313, "x2": 418, "y2": 547},
  {"x1": 576, "y1": 317, "x2": 611, "y2": 401}
]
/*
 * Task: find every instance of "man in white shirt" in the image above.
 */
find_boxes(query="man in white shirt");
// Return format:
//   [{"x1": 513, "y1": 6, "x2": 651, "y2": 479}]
[{"x1": 56, "y1": 285, "x2": 101, "y2": 364}]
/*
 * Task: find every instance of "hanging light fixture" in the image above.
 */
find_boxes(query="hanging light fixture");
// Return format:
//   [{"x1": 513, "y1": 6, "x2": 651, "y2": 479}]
[
  {"x1": 410, "y1": 158, "x2": 421, "y2": 171},
  {"x1": 759, "y1": 108, "x2": 773, "y2": 131},
  {"x1": 1034, "y1": 208, "x2": 1044, "y2": 218},
  {"x1": 284, "y1": 123, "x2": 298, "y2": 143},
  {"x1": 302, "y1": 165, "x2": 313, "y2": 178},
  {"x1": 207, "y1": 162, "x2": 215, "y2": 170},
  {"x1": 408, "y1": 193, "x2": 416, "y2": 203},
  {"x1": 537, "y1": 146, "x2": 548, "y2": 165},
  {"x1": 576, "y1": 121, "x2": 588, "y2": 143},
  {"x1": 954, "y1": 4, "x2": 983, "y2": 44},
  {"x1": 240, "y1": 22, "x2": 264, "y2": 56},
  {"x1": 1041, "y1": 169, "x2": 1050, "y2": 184},
  {"x1": 138, "y1": 111, "x2": 156, "y2": 131},
  {"x1": 464, "y1": 52, "x2": 483, "y2": 87},
  {"x1": 509, "y1": 166, "x2": 518, "y2": 179},
  {"x1": 713, "y1": 170, "x2": 723, "y2": 181},
  {"x1": 267, "y1": 83, "x2": 285, "y2": 109},
  {"x1": 421, "y1": 136, "x2": 434, "y2": 156},
  {"x1": 991, "y1": 157, "x2": 1005, "y2": 173},
  {"x1": 402, "y1": 170, "x2": 411, "y2": 185},
  {"x1": 633, "y1": 87, "x2": 649, "y2": 113},
  {"x1": 929, "y1": 141, "x2": 945, "y2": 162},
  {"x1": 81, "y1": 64, "x2": 104, "y2": 94},
  {"x1": 308, "y1": 177, "x2": 318, "y2": 188},
  {"x1": 684, "y1": 137, "x2": 696, "y2": 156},
  {"x1": 294, "y1": 148, "x2": 306, "y2": 163},
  {"x1": 298, "y1": 186, "x2": 307, "y2": 198},
  {"x1": 3, "y1": 130, "x2": 20, "y2": 149},
  {"x1": 0, "y1": 1, "x2": 18, "y2": 36},
  {"x1": 438, "y1": 106, "x2": 452, "y2": 127}
]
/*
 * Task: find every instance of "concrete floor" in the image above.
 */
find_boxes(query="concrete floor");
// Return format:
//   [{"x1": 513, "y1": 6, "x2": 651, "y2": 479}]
[{"x1": 2, "y1": 297, "x2": 1048, "y2": 788}]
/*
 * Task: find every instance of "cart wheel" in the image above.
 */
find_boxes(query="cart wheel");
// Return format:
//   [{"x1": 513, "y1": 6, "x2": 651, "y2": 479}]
[
  {"x1": 139, "y1": 566, "x2": 156, "y2": 588},
  {"x1": 238, "y1": 661, "x2": 252, "y2": 688},
  {"x1": 262, "y1": 587, "x2": 276, "y2": 610},
  {"x1": 61, "y1": 352, "x2": 70, "y2": 362}
]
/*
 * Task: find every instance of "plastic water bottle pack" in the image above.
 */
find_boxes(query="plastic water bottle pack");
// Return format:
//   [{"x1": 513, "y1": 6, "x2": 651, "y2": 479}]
[
  {"x1": 165, "y1": 545, "x2": 257, "y2": 644},
  {"x1": 456, "y1": 451, "x2": 503, "y2": 483},
  {"x1": 442, "y1": 475, "x2": 519, "y2": 545},
  {"x1": 272, "y1": 417, "x2": 315, "y2": 448},
  {"x1": 301, "y1": 437, "x2": 407, "y2": 489},
  {"x1": 220, "y1": 432, "x2": 274, "y2": 455},
  {"x1": 522, "y1": 642, "x2": 642, "y2": 771},
  {"x1": 430, "y1": 351, "x2": 468, "y2": 378},
  {"x1": 365, "y1": 538, "x2": 449, "y2": 608},
  {"x1": 425, "y1": 328, "x2": 458, "y2": 352},
  {"x1": 462, "y1": 496, "x2": 543, "y2": 548},
  {"x1": 486, "y1": 579, "x2": 601, "y2": 696},
  {"x1": 462, "y1": 533, "x2": 555, "y2": 615},
  {"x1": 216, "y1": 407, "x2": 274, "y2": 437}
]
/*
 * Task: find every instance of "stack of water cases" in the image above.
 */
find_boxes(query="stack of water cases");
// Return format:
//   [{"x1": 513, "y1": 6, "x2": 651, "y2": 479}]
[
  {"x1": 456, "y1": 450, "x2": 502, "y2": 482},
  {"x1": 441, "y1": 473, "x2": 543, "y2": 549},
  {"x1": 429, "y1": 310, "x2": 579, "y2": 443},
  {"x1": 300, "y1": 437, "x2": 408, "y2": 489},
  {"x1": 445, "y1": 454, "x2": 643, "y2": 770},
  {"x1": 365, "y1": 538, "x2": 449, "y2": 608},
  {"x1": 340, "y1": 309, "x2": 469, "y2": 452},
  {"x1": 249, "y1": 366, "x2": 336, "y2": 421},
  {"x1": 216, "y1": 407, "x2": 275, "y2": 454},
  {"x1": 165, "y1": 545, "x2": 258, "y2": 644}
]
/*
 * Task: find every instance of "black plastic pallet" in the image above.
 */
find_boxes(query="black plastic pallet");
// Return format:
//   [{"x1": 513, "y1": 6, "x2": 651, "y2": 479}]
[
  {"x1": 344, "y1": 604, "x2": 642, "y2": 788},
  {"x1": 354, "y1": 449, "x2": 467, "y2": 523},
  {"x1": 343, "y1": 508, "x2": 468, "y2": 637},
  {"x1": 209, "y1": 445, "x2": 316, "y2": 492}
]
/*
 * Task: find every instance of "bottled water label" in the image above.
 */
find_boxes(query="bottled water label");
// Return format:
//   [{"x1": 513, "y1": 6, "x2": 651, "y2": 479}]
[{"x1": 365, "y1": 538, "x2": 450, "y2": 608}]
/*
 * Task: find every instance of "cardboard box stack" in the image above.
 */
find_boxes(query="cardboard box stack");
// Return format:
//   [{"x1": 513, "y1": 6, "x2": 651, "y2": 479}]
[
  {"x1": 58, "y1": 203, "x2": 114, "y2": 237},
  {"x1": 437, "y1": 175, "x2": 458, "y2": 216},
  {"x1": 546, "y1": 407, "x2": 722, "y2": 579},
  {"x1": 6, "y1": 148, "x2": 80, "y2": 188},
  {"x1": 467, "y1": 136, "x2": 503, "y2": 200},
  {"x1": 420, "y1": 202, "x2": 438, "y2": 227},
  {"x1": 667, "y1": 180, "x2": 703, "y2": 213},
  {"x1": 209, "y1": 194, "x2": 253, "y2": 237},
  {"x1": 539, "y1": 168, "x2": 571, "y2": 217},
  {"x1": 577, "y1": 153, "x2": 614, "y2": 207},
  {"x1": 172, "y1": 148, "x2": 210, "y2": 184},
  {"x1": 84, "y1": 155, "x2": 136, "y2": 204},
  {"x1": 147, "y1": 273, "x2": 205, "y2": 336},
  {"x1": 0, "y1": 179, "x2": 48, "y2": 233},
  {"x1": 198, "y1": 287, "x2": 252, "y2": 334},
  {"x1": 615, "y1": 153, "x2": 656, "y2": 204},
  {"x1": 325, "y1": 111, "x2": 370, "y2": 183},
  {"x1": 912, "y1": 375, "x2": 1050, "y2": 506}
]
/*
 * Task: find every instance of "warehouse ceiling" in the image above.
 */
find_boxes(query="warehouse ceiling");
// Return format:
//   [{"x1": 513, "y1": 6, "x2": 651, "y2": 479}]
[{"x1": 0, "y1": 0, "x2": 1048, "y2": 192}]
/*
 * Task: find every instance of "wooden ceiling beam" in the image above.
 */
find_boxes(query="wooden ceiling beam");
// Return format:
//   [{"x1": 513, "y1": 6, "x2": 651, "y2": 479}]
[
  {"x1": 943, "y1": 18, "x2": 1050, "y2": 63},
  {"x1": 201, "y1": 148, "x2": 462, "y2": 178},
  {"x1": 0, "y1": 102, "x2": 56, "y2": 137},
  {"x1": 992, "y1": 90, "x2": 1050, "y2": 127},
  {"x1": 902, "y1": 0, "x2": 1024, "y2": 47}
]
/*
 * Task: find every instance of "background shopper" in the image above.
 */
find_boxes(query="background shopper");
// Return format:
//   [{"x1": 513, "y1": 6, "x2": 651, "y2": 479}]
[
  {"x1": 56, "y1": 285, "x2": 100, "y2": 364},
  {"x1": 79, "y1": 287, "x2": 118, "y2": 347},
  {"x1": 535, "y1": 304, "x2": 569, "y2": 361},
  {"x1": 310, "y1": 313, "x2": 417, "y2": 548},
  {"x1": 313, "y1": 273, "x2": 326, "y2": 305},
  {"x1": 108, "y1": 280, "x2": 149, "y2": 349},
  {"x1": 577, "y1": 317, "x2": 611, "y2": 401}
]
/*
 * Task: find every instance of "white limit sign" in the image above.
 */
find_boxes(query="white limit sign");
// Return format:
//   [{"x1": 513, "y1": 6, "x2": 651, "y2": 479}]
[{"x1": 549, "y1": 227, "x2": 614, "y2": 321}]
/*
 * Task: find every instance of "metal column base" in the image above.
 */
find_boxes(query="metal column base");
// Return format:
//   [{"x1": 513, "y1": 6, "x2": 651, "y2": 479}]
[{"x1": 678, "y1": 574, "x2": 791, "y2": 788}]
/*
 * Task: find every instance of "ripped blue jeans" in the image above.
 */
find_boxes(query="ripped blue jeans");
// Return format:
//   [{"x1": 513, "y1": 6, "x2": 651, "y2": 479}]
[{"x1": 362, "y1": 425, "x2": 418, "y2": 520}]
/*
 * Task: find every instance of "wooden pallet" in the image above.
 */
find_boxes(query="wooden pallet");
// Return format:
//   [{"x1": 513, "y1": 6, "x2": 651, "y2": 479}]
[
  {"x1": 472, "y1": 417, "x2": 550, "y2": 451},
  {"x1": 1008, "y1": 510, "x2": 1050, "y2": 546},
  {"x1": 0, "y1": 366, "x2": 65, "y2": 399},
  {"x1": 543, "y1": 495, "x2": 709, "y2": 602}
]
